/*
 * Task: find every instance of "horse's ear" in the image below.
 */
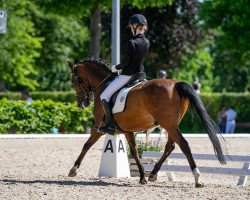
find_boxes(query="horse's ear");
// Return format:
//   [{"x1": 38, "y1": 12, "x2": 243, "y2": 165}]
[{"x1": 67, "y1": 61, "x2": 74, "y2": 71}]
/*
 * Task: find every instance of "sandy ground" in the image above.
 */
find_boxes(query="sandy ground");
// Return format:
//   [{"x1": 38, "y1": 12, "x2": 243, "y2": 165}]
[{"x1": 0, "y1": 135, "x2": 249, "y2": 200}]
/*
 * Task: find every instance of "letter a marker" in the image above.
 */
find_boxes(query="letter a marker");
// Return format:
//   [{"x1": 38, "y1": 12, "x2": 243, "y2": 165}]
[{"x1": 99, "y1": 134, "x2": 131, "y2": 177}]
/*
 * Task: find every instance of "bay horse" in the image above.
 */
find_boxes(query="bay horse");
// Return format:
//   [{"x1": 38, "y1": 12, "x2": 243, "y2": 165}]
[{"x1": 67, "y1": 58, "x2": 226, "y2": 187}]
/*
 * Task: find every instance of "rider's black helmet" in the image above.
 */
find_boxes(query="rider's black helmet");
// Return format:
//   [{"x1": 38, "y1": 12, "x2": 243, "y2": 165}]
[
  {"x1": 157, "y1": 70, "x2": 167, "y2": 79},
  {"x1": 128, "y1": 14, "x2": 148, "y2": 28}
]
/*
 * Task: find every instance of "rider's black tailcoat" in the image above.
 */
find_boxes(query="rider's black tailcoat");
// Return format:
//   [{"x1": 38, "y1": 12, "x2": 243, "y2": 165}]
[{"x1": 115, "y1": 34, "x2": 150, "y2": 75}]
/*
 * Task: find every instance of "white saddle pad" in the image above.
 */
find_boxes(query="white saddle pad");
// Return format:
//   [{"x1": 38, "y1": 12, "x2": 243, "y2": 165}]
[{"x1": 112, "y1": 83, "x2": 140, "y2": 114}]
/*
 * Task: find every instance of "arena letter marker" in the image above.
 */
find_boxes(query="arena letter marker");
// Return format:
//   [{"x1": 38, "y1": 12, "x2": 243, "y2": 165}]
[{"x1": 99, "y1": 134, "x2": 131, "y2": 178}]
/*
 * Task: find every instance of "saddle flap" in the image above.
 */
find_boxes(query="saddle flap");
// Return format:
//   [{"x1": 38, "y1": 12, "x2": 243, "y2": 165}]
[{"x1": 111, "y1": 83, "x2": 140, "y2": 114}]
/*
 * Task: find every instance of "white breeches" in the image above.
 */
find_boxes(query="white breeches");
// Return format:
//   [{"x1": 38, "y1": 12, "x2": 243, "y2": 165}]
[{"x1": 100, "y1": 75, "x2": 131, "y2": 102}]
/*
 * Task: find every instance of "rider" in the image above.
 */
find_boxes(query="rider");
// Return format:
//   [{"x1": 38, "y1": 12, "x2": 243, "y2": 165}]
[{"x1": 98, "y1": 14, "x2": 150, "y2": 134}]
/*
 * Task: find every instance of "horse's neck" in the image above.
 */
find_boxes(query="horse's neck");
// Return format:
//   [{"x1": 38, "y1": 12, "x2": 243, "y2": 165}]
[
  {"x1": 89, "y1": 70, "x2": 112, "y2": 95},
  {"x1": 93, "y1": 73, "x2": 112, "y2": 94}
]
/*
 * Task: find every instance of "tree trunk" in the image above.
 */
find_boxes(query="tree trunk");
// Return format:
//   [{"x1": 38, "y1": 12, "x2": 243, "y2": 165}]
[
  {"x1": 0, "y1": 79, "x2": 5, "y2": 91},
  {"x1": 89, "y1": 4, "x2": 101, "y2": 58}
]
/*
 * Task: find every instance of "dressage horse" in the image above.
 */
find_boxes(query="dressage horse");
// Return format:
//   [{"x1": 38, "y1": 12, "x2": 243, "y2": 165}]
[{"x1": 67, "y1": 58, "x2": 226, "y2": 187}]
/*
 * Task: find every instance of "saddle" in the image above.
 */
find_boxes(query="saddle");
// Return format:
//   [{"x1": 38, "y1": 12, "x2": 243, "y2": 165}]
[
  {"x1": 109, "y1": 72, "x2": 147, "y2": 114},
  {"x1": 126, "y1": 72, "x2": 147, "y2": 87}
]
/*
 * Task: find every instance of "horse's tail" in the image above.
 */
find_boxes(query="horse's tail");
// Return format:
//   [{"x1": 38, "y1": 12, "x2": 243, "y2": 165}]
[{"x1": 175, "y1": 82, "x2": 226, "y2": 164}]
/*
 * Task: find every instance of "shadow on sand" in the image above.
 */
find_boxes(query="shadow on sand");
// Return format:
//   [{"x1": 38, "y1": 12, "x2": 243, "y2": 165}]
[{"x1": 1, "y1": 178, "x2": 175, "y2": 188}]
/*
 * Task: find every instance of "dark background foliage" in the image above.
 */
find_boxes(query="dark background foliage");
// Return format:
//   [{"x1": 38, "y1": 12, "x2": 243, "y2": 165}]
[{"x1": 101, "y1": 1, "x2": 202, "y2": 79}]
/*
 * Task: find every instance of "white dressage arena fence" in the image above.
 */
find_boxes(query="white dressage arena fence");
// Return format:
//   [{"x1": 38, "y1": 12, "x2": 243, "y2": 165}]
[{"x1": 142, "y1": 151, "x2": 250, "y2": 187}]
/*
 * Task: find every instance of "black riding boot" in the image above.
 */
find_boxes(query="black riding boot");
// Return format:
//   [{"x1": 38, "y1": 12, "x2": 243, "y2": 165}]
[{"x1": 98, "y1": 100, "x2": 115, "y2": 134}]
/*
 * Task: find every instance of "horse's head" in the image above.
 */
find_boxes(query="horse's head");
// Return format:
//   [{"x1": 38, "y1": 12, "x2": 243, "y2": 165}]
[
  {"x1": 67, "y1": 61, "x2": 92, "y2": 109},
  {"x1": 67, "y1": 59, "x2": 112, "y2": 109}
]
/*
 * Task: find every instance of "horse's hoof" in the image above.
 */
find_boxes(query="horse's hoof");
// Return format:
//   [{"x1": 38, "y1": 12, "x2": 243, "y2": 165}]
[
  {"x1": 140, "y1": 178, "x2": 147, "y2": 185},
  {"x1": 148, "y1": 174, "x2": 157, "y2": 182},
  {"x1": 68, "y1": 170, "x2": 77, "y2": 177},
  {"x1": 195, "y1": 183, "x2": 204, "y2": 188}
]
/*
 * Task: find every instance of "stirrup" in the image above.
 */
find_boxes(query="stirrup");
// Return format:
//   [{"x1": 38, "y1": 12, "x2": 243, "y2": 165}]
[{"x1": 98, "y1": 124, "x2": 116, "y2": 135}]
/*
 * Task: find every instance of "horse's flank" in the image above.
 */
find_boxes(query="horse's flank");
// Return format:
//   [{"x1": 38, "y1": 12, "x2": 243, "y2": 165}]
[{"x1": 114, "y1": 79, "x2": 187, "y2": 132}]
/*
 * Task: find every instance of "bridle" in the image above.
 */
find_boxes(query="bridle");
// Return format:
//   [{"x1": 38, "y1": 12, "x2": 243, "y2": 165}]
[
  {"x1": 72, "y1": 65, "x2": 92, "y2": 106},
  {"x1": 71, "y1": 64, "x2": 113, "y2": 107}
]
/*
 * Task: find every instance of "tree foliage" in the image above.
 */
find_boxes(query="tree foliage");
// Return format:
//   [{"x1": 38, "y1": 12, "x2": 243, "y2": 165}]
[
  {"x1": 35, "y1": 0, "x2": 111, "y2": 14},
  {"x1": 126, "y1": 0, "x2": 172, "y2": 9},
  {"x1": 102, "y1": 1, "x2": 202, "y2": 79},
  {"x1": 34, "y1": 0, "x2": 111, "y2": 58},
  {"x1": 33, "y1": 13, "x2": 89, "y2": 91},
  {"x1": 199, "y1": 0, "x2": 250, "y2": 92},
  {"x1": 0, "y1": 0, "x2": 43, "y2": 90},
  {"x1": 173, "y1": 39, "x2": 216, "y2": 92},
  {"x1": 1, "y1": 0, "x2": 248, "y2": 92},
  {"x1": 0, "y1": 0, "x2": 89, "y2": 91}
]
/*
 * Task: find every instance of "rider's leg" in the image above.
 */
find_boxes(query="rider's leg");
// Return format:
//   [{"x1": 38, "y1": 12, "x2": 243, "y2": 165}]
[
  {"x1": 98, "y1": 99, "x2": 115, "y2": 132},
  {"x1": 98, "y1": 75, "x2": 131, "y2": 134}
]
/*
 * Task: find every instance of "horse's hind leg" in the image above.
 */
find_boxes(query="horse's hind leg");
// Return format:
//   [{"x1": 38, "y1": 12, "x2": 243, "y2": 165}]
[
  {"x1": 171, "y1": 128, "x2": 204, "y2": 188},
  {"x1": 148, "y1": 135, "x2": 175, "y2": 182},
  {"x1": 125, "y1": 133, "x2": 147, "y2": 184},
  {"x1": 68, "y1": 129, "x2": 102, "y2": 177}
]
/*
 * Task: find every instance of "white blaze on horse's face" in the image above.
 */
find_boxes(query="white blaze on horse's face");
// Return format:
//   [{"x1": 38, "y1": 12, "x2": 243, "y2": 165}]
[{"x1": 79, "y1": 98, "x2": 91, "y2": 109}]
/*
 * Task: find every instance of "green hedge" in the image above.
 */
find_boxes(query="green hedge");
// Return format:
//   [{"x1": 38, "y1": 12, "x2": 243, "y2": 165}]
[
  {"x1": 0, "y1": 92, "x2": 249, "y2": 133},
  {"x1": 180, "y1": 93, "x2": 250, "y2": 133},
  {"x1": 0, "y1": 98, "x2": 93, "y2": 134},
  {"x1": 0, "y1": 91, "x2": 76, "y2": 102}
]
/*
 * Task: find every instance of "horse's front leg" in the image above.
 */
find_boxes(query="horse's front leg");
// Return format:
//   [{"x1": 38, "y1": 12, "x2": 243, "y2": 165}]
[
  {"x1": 125, "y1": 133, "x2": 147, "y2": 184},
  {"x1": 68, "y1": 128, "x2": 102, "y2": 177}
]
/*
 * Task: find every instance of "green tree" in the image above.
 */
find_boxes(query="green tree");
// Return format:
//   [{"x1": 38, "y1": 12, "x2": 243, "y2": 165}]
[
  {"x1": 35, "y1": 0, "x2": 111, "y2": 58},
  {"x1": 101, "y1": 1, "x2": 202, "y2": 79},
  {"x1": 173, "y1": 39, "x2": 217, "y2": 92},
  {"x1": 36, "y1": 0, "x2": 172, "y2": 59},
  {"x1": 199, "y1": 0, "x2": 250, "y2": 92},
  {"x1": 0, "y1": 0, "x2": 88, "y2": 91},
  {"x1": 32, "y1": 13, "x2": 89, "y2": 91},
  {"x1": 0, "y1": 0, "x2": 43, "y2": 90}
]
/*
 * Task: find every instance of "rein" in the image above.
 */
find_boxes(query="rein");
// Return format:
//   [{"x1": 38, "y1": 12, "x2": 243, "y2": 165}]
[{"x1": 92, "y1": 73, "x2": 113, "y2": 92}]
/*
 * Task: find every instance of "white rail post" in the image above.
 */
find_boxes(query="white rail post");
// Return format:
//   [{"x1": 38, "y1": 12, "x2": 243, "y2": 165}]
[
  {"x1": 166, "y1": 159, "x2": 175, "y2": 181},
  {"x1": 237, "y1": 163, "x2": 250, "y2": 186}
]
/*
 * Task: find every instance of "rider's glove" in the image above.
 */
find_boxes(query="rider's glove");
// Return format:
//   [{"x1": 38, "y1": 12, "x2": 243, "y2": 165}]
[{"x1": 111, "y1": 65, "x2": 118, "y2": 72}]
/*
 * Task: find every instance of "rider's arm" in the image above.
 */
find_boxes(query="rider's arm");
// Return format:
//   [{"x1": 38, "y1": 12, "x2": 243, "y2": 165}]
[{"x1": 115, "y1": 40, "x2": 135, "y2": 70}]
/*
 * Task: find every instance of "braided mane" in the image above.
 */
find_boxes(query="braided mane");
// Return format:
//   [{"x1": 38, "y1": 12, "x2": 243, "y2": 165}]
[{"x1": 79, "y1": 57, "x2": 111, "y2": 73}]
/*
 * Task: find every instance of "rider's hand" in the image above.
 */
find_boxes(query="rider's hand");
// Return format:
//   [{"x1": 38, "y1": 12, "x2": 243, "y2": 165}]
[{"x1": 111, "y1": 65, "x2": 118, "y2": 72}]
